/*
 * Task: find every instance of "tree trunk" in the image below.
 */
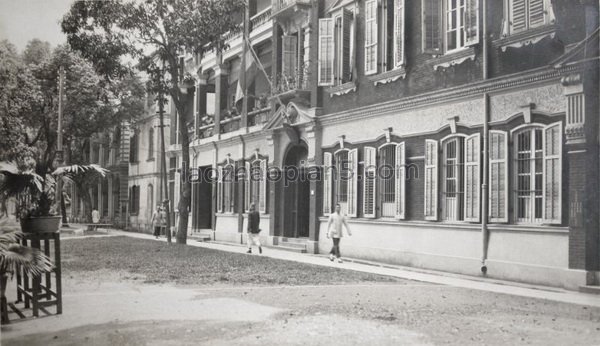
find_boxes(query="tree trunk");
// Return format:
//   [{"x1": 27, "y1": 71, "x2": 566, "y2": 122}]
[
  {"x1": 176, "y1": 100, "x2": 190, "y2": 245},
  {"x1": 82, "y1": 188, "x2": 93, "y2": 223}
]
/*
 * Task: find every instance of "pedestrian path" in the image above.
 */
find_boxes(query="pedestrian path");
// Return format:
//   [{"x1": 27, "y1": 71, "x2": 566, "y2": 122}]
[{"x1": 70, "y1": 227, "x2": 600, "y2": 308}]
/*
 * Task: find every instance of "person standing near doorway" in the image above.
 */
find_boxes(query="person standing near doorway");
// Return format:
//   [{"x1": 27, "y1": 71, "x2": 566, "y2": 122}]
[
  {"x1": 327, "y1": 203, "x2": 352, "y2": 263},
  {"x1": 246, "y1": 203, "x2": 262, "y2": 254}
]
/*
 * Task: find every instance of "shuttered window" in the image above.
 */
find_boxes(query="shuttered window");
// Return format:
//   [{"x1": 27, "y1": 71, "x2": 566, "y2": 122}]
[
  {"x1": 508, "y1": 0, "x2": 553, "y2": 34},
  {"x1": 464, "y1": 134, "x2": 480, "y2": 222},
  {"x1": 422, "y1": 0, "x2": 442, "y2": 54},
  {"x1": 347, "y1": 148, "x2": 358, "y2": 217},
  {"x1": 424, "y1": 139, "x2": 439, "y2": 220},
  {"x1": 318, "y1": 18, "x2": 334, "y2": 86},
  {"x1": 379, "y1": 144, "x2": 396, "y2": 217},
  {"x1": 334, "y1": 8, "x2": 354, "y2": 84},
  {"x1": 395, "y1": 142, "x2": 406, "y2": 219},
  {"x1": 422, "y1": 0, "x2": 479, "y2": 54},
  {"x1": 222, "y1": 164, "x2": 235, "y2": 213},
  {"x1": 244, "y1": 161, "x2": 251, "y2": 212},
  {"x1": 259, "y1": 159, "x2": 267, "y2": 213},
  {"x1": 282, "y1": 35, "x2": 298, "y2": 80},
  {"x1": 489, "y1": 131, "x2": 508, "y2": 223},
  {"x1": 441, "y1": 135, "x2": 480, "y2": 222},
  {"x1": 393, "y1": 0, "x2": 406, "y2": 68},
  {"x1": 323, "y1": 152, "x2": 333, "y2": 215},
  {"x1": 363, "y1": 147, "x2": 377, "y2": 218},
  {"x1": 513, "y1": 123, "x2": 562, "y2": 224},
  {"x1": 365, "y1": 0, "x2": 378, "y2": 75},
  {"x1": 543, "y1": 122, "x2": 562, "y2": 224},
  {"x1": 217, "y1": 166, "x2": 223, "y2": 213}
]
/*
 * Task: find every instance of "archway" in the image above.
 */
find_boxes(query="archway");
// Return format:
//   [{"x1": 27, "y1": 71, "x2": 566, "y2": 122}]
[{"x1": 282, "y1": 142, "x2": 310, "y2": 238}]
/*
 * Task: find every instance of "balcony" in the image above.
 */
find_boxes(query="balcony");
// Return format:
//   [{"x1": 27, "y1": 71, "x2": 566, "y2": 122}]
[
  {"x1": 250, "y1": 7, "x2": 271, "y2": 31},
  {"x1": 248, "y1": 107, "x2": 271, "y2": 127},
  {"x1": 271, "y1": 71, "x2": 311, "y2": 104},
  {"x1": 272, "y1": 0, "x2": 311, "y2": 20},
  {"x1": 220, "y1": 115, "x2": 242, "y2": 134}
]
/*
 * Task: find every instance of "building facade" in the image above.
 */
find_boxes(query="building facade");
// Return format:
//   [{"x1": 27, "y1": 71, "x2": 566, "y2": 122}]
[{"x1": 169, "y1": 0, "x2": 600, "y2": 290}]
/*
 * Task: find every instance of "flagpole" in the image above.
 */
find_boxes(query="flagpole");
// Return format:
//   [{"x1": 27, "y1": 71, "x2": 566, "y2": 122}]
[{"x1": 241, "y1": 0, "x2": 249, "y2": 129}]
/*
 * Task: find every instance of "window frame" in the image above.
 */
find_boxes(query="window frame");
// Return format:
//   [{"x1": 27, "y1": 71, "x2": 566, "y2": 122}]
[{"x1": 510, "y1": 122, "x2": 563, "y2": 225}]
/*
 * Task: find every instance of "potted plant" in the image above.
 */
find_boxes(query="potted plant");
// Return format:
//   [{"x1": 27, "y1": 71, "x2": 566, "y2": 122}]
[
  {"x1": 0, "y1": 217, "x2": 53, "y2": 323},
  {"x1": 0, "y1": 162, "x2": 61, "y2": 233}
]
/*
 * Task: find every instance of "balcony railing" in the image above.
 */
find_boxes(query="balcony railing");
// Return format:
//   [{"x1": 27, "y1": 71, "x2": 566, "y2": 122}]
[
  {"x1": 250, "y1": 7, "x2": 271, "y2": 31},
  {"x1": 220, "y1": 115, "x2": 242, "y2": 134},
  {"x1": 248, "y1": 107, "x2": 271, "y2": 127},
  {"x1": 273, "y1": 0, "x2": 310, "y2": 15},
  {"x1": 198, "y1": 124, "x2": 215, "y2": 139}
]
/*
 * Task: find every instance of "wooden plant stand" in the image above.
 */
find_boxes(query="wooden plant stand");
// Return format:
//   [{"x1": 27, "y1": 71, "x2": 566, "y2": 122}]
[{"x1": 11, "y1": 231, "x2": 62, "y2": 320}]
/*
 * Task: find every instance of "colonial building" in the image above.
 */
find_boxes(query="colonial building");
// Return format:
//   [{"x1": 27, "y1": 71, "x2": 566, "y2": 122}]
[
  {"x1": 170, "y1": 0, "x2": 600, "y2": 290},
  {"x1": 68, "y1": 91, "x2": 170, "y2": 232}
]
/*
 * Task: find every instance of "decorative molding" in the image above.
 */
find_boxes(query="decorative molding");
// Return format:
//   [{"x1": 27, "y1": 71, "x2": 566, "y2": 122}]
[
  {"x1": 338, "y1": 135, "x2": 346, "y2": 149},
  {"x1": 384, "y1": 127, "x2": 392, "y2": 143},
  {"x1": 327, "y1": 82, "x2": 357, "y2": 97},
  {"x1": 494, "y1": 25, "x2": 557, "y2": 52},
  {"x1": 561, "y1": 74, "x2": 584, "y2": 95},
  {"x1": 369, "y1": 68, "x2": 407, "y2": 85},
  {"x1": 519, "y1": 103, "x2": 535, "y2": 123},
  {"x1": 320, "y1": 64, "x2": 580, "y2": 128},
  {"x1": 447, "y1": 116, "x2": 459, "y2": 133},
  {"x1": 431, "y1": 47, "x2": 476, "y2": 71}
]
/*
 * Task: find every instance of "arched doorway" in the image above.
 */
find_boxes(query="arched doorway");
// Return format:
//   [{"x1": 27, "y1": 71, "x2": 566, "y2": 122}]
[{"x1": 283, "y1": 143, "x2": 310, "y2": 238}]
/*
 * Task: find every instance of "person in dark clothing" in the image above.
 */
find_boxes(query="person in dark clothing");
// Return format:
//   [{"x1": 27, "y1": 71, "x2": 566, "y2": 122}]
[{"x1": 246, "y1": 203, "x2": 262, "y2": 254}]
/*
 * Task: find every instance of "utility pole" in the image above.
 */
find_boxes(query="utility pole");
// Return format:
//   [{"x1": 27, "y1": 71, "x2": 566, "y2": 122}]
[
  {"x1": 57, "y1": 66, "x2": 68, "y2": 225},
  {"x1": 158, "y1": 64, "x2": 172, "y2": 244}
]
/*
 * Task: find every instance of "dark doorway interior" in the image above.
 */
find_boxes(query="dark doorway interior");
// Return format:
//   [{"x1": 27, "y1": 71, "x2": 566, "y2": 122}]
[
  {"x1": 283, "y1": 143, "x2": 310, "y2": 238},
  {"x1": 193, "y1": 165, "x2": 213, "y2": 229}
]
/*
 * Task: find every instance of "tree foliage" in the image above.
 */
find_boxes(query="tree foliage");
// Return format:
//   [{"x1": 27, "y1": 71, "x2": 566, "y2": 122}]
[{"x1": 62, "y1": 0, "x2": 245, "y2": 244}]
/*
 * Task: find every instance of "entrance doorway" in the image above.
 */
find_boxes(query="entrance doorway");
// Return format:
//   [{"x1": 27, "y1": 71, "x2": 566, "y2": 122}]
[
  {"x1": 283, "y1": 143, "x2": 310, "y2": 238},
  {"x1": 192, "y1": 165, "x2": 213, "y2": 230}
]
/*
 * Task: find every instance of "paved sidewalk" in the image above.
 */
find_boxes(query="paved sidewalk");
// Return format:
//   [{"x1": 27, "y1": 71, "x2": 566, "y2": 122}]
[{"x1": 75, "y1": 228, "x2": 600, "y2": 308}]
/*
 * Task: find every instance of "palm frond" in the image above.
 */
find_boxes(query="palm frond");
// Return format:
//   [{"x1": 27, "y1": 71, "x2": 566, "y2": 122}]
[
  {"x1": 1, "y1": 244, "x2": 53, "y2": 276},
  {"x1": 0, "y1": 162, "x2": 43, "y2": 197}
]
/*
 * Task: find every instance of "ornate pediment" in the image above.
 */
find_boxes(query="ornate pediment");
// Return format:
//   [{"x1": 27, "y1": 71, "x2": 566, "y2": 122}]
[{"x1": 263, "y1": 101, "x2": 314, "y2": 130}]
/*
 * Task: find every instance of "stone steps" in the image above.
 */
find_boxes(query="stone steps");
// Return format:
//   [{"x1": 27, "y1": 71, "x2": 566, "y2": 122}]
[{"x1": 579, "y1": 285, "x2": 600, "y2": 295}]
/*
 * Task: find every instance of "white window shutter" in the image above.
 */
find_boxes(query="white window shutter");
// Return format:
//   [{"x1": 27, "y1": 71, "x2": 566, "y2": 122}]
[
  {"x1": 509, "y1": 0, "x2": 527, "y2": 33},
  {"x1": 323, "y1": 152, "x2": 333, "y2": 215},
  {"x1": 395, "y1": 142, "x2": 406, "y2": 219},
  {"x1": 464, "y1": 134, "x2": 480, "y2": 222},
  {"x1": 489, "y1": 131, "x2": 508, "y2": 223},
  {"x1": 363, "y1": 146, "x2": 377, "y2": 218},
  {"x1": 342, "y1": 8, "x2": 353, "y2": 83},
  {"x1": 217, "y1": 166, "x2": 223, "y2": 213},
  {"x1": 282, "y1": 35, "x2": 298, "y2": 79},
  {"x1": 464, "y1": 0, "x2": 480, "y2": 46},
  {"x1": 422, "y1": 0, "x2": 442, "y2": 54},
  {"x1": 528, "y1": 0, "x2": 545, "y2": 28},
  {"x1": 543, "y1": 122, "x2": 562, "y2": 224},
  {"x1": 364, "y1": 0, "x2": 378, "y2": 75},
  {"x1": 318, "y1": 18, "x2": 334, "y2": 86},
  {"x1": 259, "y1": 159, "x2": 267, "y2": 213},
  {"x1": 244, "y1": 161, "x2": 251, "y2": 212},
  {"x1": 394, "y1": 0, "x2": 406, "y2": 67},
  {"x1": 347, "y1": 148, "x2": 358, "y2": 217},
  {"x1": 424, "y1": 139, "x2": 438, "y2": 220}
]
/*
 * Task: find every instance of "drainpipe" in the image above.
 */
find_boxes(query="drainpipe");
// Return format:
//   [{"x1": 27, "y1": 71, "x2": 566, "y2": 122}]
[
  {"x1": 238, "y1": 135, "x2": 246, "y2": 244},
  {"x1": 481, "y1": 0, "x2": 490, "y2": 274}
]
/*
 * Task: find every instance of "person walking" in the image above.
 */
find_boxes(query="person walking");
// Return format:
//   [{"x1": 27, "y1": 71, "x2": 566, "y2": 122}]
[
  {"x1": 327, "y1": 203, "x2": 352, "y2": 263},
  {"x1": 246, "y1": 203, "x2": 262, "y2": 254},
  {"x1": 151, "y1": 205, "x2": 162, "y2": 239}
]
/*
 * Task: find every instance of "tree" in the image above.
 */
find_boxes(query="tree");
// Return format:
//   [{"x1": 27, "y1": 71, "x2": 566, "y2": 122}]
[
  {"x1": 0, "y1": 40, "x2": 145, "y2": 218},
  {"x1": 53, "y1": 164, "x2": 110, "y2": 222},
  {"x1": 62, "y1": 0, "x2": 245, "y2": 244}
]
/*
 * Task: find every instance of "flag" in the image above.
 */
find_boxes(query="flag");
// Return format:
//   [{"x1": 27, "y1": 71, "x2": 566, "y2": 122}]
[{"x1": 235, "y1": 42, "x2": 258, "y2": 104}]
